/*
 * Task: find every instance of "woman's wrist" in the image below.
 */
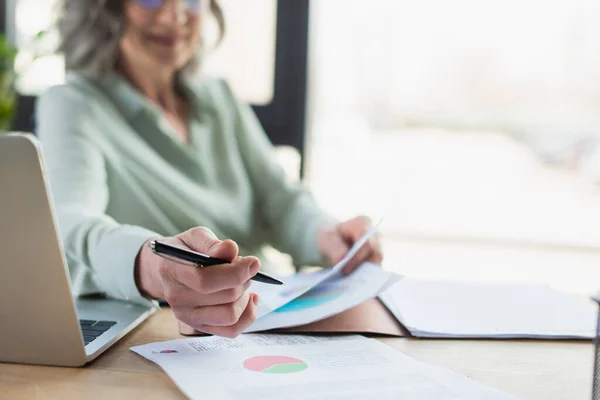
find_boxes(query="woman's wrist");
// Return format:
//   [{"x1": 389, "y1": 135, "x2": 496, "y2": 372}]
[{"x1": 134, "y1": 238, "x2": 164, "y2": 299}]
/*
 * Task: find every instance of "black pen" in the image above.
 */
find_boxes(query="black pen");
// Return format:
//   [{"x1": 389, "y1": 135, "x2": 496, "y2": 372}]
[{"x1": 149, "y1": 240, "x2": 284, "y2": 285}]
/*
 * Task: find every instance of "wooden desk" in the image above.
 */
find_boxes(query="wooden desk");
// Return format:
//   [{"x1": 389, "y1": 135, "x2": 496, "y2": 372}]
[{"x1": 0, "y1": 309, "x2": 594, "y2": 400}]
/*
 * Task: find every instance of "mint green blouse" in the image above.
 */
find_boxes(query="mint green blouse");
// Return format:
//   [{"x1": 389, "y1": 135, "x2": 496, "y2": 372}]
[{"x1": 36, "y1": 73, "x2": 330, "y2": 304}]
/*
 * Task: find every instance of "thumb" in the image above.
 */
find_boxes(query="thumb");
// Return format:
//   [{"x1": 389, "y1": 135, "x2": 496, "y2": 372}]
[
  {"x1": 206, "y1": 239, "x2": 239, "y2": 262},
  {"x1": 324, "y1": 234, "x2": 350, "y2": 265},
  {"x1": 178, "y1": 227, "x2": 239, "y2": 262}
]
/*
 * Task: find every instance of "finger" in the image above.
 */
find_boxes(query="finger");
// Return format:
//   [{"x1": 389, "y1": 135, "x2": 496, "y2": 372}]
[
  {"x1": 179, "y1": 227, "x2": 239, "y2": 262},
  {"x1": 205, "y1": 239, "x2": 239, "y2": 263},
  {"x1": 341, "y1": 244, "x2": 371, "y2": 275},
  {"x1": 367, "y1": 235, "x2": 383, "y2": 265},
  {"x1": 197, "y1": 294, "x2": 259, "y2": 339},
  {"x1": 164, "y1": 279, "x2": 252, "y2": 308},
  {"x1": 162, "y1": 256, "x2": 260, "y2": 294},
  {"x1": 326, "y1": 234, "x2": 350, "y2": 265},
  {"x1": 196, "y1": 257, "x2": 260, "y2": 293},
  {"x1": 176, "y1": 291, "x2": 251, "y2": 328},
  {"x1": 339, "y1": 216, "x2": 372, "y2": 243},
  {"x1": 342, "y1": 236, "x2": 384, "y2": 274},
  {"x1": 178, "y1": 321, "x2": 199, "y2": 336}
]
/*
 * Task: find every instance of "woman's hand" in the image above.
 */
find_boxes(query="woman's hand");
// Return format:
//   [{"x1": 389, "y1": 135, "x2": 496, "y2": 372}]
[
  {"x1": 317, "y1": 216, "x2": 383, "y2": 275},
  {"x1": 135, "y1": 227, "x2": 260, "y2": 338}
]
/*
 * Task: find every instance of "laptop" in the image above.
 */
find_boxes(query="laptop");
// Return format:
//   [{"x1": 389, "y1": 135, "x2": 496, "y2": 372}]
[{"x1": 0, "y1": 134, "x2": 157, "y2": 367}]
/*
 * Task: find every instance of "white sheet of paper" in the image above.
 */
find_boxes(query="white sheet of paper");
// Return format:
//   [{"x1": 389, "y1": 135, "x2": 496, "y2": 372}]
[
  {"x1": 252, "y1": 223, "x2": 380, "y2": 318},
  {"x1": 246, "y1": 263, "x2": 401, "y2": 333},
  {"x1": 130, "y1": 334, "x2": 361, "y2": 358},
  {"x1": 131, "y1": 336, "x2": 519, "y2": 400},
  {"x1": 380, "y1": 279, "x2": 597, "y2": 339}
]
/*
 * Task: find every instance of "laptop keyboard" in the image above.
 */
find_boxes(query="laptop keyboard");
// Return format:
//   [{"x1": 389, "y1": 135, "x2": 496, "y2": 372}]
[{"x1": 79, "y1": 320, "x2": 117, "y2": 346}]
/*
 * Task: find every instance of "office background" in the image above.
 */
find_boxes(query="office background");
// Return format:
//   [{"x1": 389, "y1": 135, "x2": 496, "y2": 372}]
[{"x1": 4, "y1": 0, "x2": 600, "y2": 296}]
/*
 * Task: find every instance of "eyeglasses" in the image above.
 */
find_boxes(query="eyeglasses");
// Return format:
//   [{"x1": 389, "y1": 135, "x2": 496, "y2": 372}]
[{"x1": 135, "y1": 0, "x2": 203, "y2": 14}]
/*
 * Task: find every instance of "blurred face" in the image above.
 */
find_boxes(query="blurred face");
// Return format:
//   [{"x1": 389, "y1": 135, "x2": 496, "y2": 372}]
[{"x1": 121, "y1": 0, "x2": 208, "y2": 73}]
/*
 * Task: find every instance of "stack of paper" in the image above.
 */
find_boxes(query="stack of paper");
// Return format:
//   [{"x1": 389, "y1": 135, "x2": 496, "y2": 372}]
[
  {"x1": 247, "y1": 262, "x2": 399, "y2": 333},
  {"x1": 131, "y1": 334, "x2": 520, "y2": 399},
  {"x1": 379, "y1": 279, "x2": 597, "y2": 339},
  {"x1": 245, "y1": 226, "x2": 400, "y2": 333}
]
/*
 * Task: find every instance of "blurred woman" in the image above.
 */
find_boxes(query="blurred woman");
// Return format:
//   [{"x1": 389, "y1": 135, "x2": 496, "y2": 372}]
[{"x1": 37, "y1": 0, "x2": 382, "y2": 337}]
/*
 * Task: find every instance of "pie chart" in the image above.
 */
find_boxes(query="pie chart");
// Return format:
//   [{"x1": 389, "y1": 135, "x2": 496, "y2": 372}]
[{"x1": 243, "y1": 356, "x2": 308, "y2": 374}]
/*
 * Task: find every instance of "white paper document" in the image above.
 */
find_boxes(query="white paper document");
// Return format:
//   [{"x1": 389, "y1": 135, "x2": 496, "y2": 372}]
[
  {"x1": 246, "y1": 262, "x2": 400, "y2": 332},
  {"x1": 251, "y1": 224, "x2": 379, "y2": 318},
  {"x1": 380, "y1": 279, "x2": 597, "y2": 339},
  {"x1": 131, "y1": 335, "x2": 519, "y2": 400}
]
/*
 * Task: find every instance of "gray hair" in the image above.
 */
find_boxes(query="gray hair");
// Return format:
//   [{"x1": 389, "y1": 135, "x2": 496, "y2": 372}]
[{"x1": 57, "y1": 0, "x2": 225, "y2": 77}]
